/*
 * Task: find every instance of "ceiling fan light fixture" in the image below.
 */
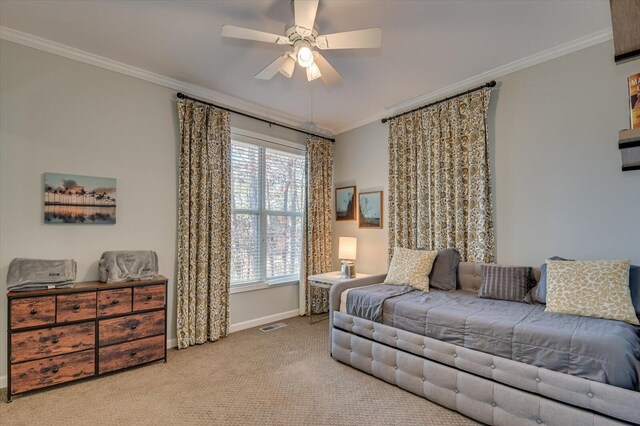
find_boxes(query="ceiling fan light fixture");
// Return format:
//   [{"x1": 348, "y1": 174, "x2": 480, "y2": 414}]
[
  {"x1": 296, "y1": 41, "x2": 314, "y2": 67},
  {"x1": 306, "y1": 63, "x2": 321, "y2": 81},
  {"x1": 279, "y1": 55, "x2": 296, "y2": 78}
]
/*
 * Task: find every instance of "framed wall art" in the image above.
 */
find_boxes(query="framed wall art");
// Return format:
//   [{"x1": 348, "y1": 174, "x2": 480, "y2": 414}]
[
  {"x1": 44, "y1": 172, "x2": 117, "y2": 224},
  {"x1": 358, "y1": 191, "x2": 383, "y2": 229},
  {"x1": 335, "y1": 185, "x2": 356, "y2": 221}
]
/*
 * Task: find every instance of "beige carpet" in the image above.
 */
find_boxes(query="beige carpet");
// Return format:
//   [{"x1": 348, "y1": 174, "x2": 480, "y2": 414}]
[{"x1": 1, "y1": 317, "x2": 477, "y2": 425}]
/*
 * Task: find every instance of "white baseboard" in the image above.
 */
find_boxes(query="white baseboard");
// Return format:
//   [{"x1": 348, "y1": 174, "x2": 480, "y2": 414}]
[
  {"x1": 229, "y1": 309, "x2": 300, "y2": 333},
  {"x1": 0, "y1": 310, "x2": 300, "y2": 389}
]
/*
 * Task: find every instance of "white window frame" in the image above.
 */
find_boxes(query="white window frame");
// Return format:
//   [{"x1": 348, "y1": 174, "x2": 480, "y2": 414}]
[{"x1": 230, "y1": 128, "x2": 305, "y2": 294}]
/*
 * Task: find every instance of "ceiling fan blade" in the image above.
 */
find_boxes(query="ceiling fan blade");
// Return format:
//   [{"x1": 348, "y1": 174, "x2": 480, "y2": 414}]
[
  {"x1": 221, "y1": 25, "x2": 290, "y2": 45},
  {"x1": 294, "y1": 0, "x2": 319, "y2": 33},
  {"x1": 255, "y1": 55, "x2": 288, "y2": 80},
  {"x1": 312, "y1": 52, "x2": 342, "y2": 85},
  {"x1": 315, "y1": 28, "x2": 382, "y2": 50}
]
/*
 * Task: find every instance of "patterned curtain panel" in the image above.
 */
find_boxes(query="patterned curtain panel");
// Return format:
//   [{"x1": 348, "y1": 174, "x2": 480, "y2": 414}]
[
  {"x1": 300, "y1": 136, "x2": 334, "y2": 315},
  {"x1": 388, "y1": 88, "x2": 494, "y2": 263},
  {"x1": 176, "y1": 99, "x2": 231, "y2": 349}
]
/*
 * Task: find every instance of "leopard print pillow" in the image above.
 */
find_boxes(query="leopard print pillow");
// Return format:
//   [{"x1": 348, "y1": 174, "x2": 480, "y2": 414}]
[
  {"x1": 384, "y1": 247, "x2": 438, "y2": 291},
  {"x1": 545, "y1": 259, "x2": 639, "y2": 325}
]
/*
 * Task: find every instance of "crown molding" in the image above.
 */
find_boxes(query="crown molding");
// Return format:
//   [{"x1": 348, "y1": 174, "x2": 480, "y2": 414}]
[
  {"x1": 0, "y1": 26, "x2": 613, "y2": 138},
  {"x1": 333, "y1": 28, "x2": 614, "y2": 135},
  {"x1": 0, "y1": 26, "x2": 334, "y2": 137}
]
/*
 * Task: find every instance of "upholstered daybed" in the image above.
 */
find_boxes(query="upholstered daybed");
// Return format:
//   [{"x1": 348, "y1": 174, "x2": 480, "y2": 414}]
[{"x1": 329, "y1": 263, "x2": 640, "y2": 425}]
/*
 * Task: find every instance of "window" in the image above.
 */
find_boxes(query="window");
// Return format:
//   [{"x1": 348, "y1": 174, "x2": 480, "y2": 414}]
[{"x1": 230, "y1": 136, "x2": 305, "y2": 288}]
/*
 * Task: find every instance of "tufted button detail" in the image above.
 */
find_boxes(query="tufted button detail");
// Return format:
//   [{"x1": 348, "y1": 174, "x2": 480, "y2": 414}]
[
  {"x1": 454, "y1": 389, "x2": 459, "y2": 394},
  {"x1": 421, "y1": 344, "x2": 425, "y2": 349},
  {"x1": 490, "y1": 364, "x2": 496, "y2": 369},
  {"x1": 536, "y1": 419, "x2": 542, "y2": 424},
  {"x1": 535, "y1": 377, "x2": 541, "y2": 383},
  {"x1": 371, "y1": 357, "x2": 374, "y2": 361},
  {"x1": 394, "y1": 366, "x2": 398, "y2": 370},
  {"x1": 587, "y1": 392, "x2": 593, "y2": 398},
  {"x1": 491, "y1": 402, "x2": 496, "y2": 407},
  {"x1": 453, "y1": 353, "x2": 457, "y2": 358},
  {"x1": 422, "y1": 377, "x2": 426, "y2": 382}
]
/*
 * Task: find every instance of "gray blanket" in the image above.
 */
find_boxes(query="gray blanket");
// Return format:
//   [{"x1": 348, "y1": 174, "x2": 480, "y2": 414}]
[
  {"x1": 346, "y1": 286, "x2": 640, "y2": 390},
  {"x1": 7, "y1": 258, "x2": 76, "y2": 291},
  {"x1": 346, "y1": 284, "x2": 414, "y2": 322},
  {"x1": 98, "y1": 250, "x2": 158, "y2": 283}
]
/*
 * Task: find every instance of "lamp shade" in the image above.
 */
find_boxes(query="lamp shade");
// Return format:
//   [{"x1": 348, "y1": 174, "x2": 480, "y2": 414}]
[{"x1": 338, "y1": 237, "x2": 357, "y2": 260}]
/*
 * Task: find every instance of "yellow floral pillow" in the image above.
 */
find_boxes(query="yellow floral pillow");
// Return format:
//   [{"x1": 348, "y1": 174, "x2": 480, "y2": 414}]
[
  {"x1": 384, "y1": 247, "x2": 438, "y2": 291},
  {"x1": 545, "y1": 259, "x2": 639, "y2": 325}
]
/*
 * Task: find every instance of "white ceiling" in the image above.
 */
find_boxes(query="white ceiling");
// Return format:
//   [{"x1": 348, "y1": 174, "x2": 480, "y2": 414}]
[{"x1": 0, "y1": 0, "x2": 612, "y2": 134}]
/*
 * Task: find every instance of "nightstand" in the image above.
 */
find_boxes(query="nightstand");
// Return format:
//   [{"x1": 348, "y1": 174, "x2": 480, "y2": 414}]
[{"x1": 307, "y1": 271, "x2": 371, "y2": 324}]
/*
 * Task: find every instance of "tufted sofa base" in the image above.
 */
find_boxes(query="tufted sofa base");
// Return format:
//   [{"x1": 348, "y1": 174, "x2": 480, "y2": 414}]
[{"x1": 331, "y1": 312, "x2": 640, "y2": 425}]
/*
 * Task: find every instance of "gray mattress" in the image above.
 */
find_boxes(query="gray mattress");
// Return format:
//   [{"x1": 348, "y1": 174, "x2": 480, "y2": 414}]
[{"x1": 345, "y1": 285, "x2": 640, "y2": 391}]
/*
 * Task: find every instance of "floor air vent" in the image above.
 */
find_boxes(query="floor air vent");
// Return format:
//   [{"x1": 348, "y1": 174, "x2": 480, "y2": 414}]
[{"x1": 260, "y1": 322, "x2": 287, "y2": 333}]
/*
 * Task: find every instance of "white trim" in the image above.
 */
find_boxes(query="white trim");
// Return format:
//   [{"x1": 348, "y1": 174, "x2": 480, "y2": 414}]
[
  {"x1": 166, "y1": 337, "x2": 177, "y2": 349},
  {"x1": 228, "y1": 309, "x2": 300, "y2": 333},
  {"x1": 232, "y1": 128, "x2": 306, "y2": 152},
  {"x1": 333, "y1": 28, "x2": 614, "y2": 135},
  {"x1": 0, "y1": 376, "x2": 5, "y2": 389},
  {"x1": 0, "y1": 26, "x2": 334, "y2": 138},
  {"x1": 230, "y1": 279, "x2": 298, "y2": 294}
]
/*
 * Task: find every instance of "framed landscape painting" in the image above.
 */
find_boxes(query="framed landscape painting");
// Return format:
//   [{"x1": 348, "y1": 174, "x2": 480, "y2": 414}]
[
  {"x1": 335, "y1": 185, "x2": 356, "y2": 221},
  {"x1": 359, "y1": 191, "x2": 383, "y2": 229},
  {"x1": 44, "y1": 172, "x2": 117, "y2": 224}
]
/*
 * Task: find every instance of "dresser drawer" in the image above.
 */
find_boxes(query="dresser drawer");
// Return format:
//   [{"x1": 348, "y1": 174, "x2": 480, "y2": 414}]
[
  {"x1": 99, "y1": 334, "x2": 164, "y2": 374},
  {"x1": 97, "y1": 288, "x2": 132, "y2": 317},
  {"x1": 11, "y1": 322, "x2": 95, "y2": 363},
  {"x1": 133, "y1": 285, "x2": 165, "y2": 311},
  {"x1": 99, "y1": 311, "x2": 165, "y2": 346},
  {"x1": 10, "y1": 296, "x2": 56, "y2": 330},
  {"x1": 57, "y1": 292, "x2": 96, "y2": 323},
  {"x1": 11, "y1": 349, "x2": 95, "y2": 395}
]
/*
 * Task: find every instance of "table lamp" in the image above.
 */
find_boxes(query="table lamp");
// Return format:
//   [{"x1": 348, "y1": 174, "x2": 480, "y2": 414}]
[{"x1": 339, "y1": 237, "x2": 357, "y2": 278}]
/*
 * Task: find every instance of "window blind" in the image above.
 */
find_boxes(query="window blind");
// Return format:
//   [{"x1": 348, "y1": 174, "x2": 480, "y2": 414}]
[{"x1": 230, "y1": 140, "x2": 305, "y2": 286}]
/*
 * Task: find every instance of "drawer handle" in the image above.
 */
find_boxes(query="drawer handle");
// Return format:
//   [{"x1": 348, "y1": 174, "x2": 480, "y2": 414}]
[
  {"x1": 30, "y1": 309, "x2": 38, "y2": 315},
  {"x1": 51, "y1": 337, "x2": 59, "y2": 344},
  {"x1": 130, "y1": 325, "x2": 137, "y2": 330},
  {"x1": 111, "y1": 299, "x2": 120, "y2": 305},
  {"x1": 130, "y1": 351, "x2": 137, "y2": 357},
  {"x1": 146, "y1": 295, "x2": 153, "y2": 300},
  {"x1": 51, "y1": 367, "x2": 59, "y2": 374},
  {"x1": 72, "y1": 304, "x2": 81, "y2": 310}
]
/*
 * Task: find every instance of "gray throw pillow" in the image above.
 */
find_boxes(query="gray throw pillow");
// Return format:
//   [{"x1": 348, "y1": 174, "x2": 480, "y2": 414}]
[
  {"x1": 428, "y1": 248, "x2": 461, "y2": 291},
  {"x1": 478, "y1": 265, "x2": 534, "y2": 303},
  {"x1": 530, "y1": 256, "x2": 573, "y2": 304}
]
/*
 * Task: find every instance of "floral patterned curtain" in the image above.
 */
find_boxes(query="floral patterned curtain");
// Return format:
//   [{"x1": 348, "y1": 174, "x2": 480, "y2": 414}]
[
  {"x1": 387, "y1": 88, "x2": 494, "y2": 263},
  {"x1": 176, "y1": 99, "x2": 231, "y2": 349},
  {"x1": 300, "y1": 136, "x2": 334, "y2": 315}
]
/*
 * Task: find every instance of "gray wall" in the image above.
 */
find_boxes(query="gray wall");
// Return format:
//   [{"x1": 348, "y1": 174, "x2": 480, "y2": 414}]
[
  {"x1": 333, "y1": 40, "x2": 640, "y2": 272},
  {"x1": 0, "y1": 40, "x2": 301, "y2": 383}
]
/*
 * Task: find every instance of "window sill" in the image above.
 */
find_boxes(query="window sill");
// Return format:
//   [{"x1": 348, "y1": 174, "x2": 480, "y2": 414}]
[{"x1": 230, "y1": 279, "x2": 299, "y2": 295}]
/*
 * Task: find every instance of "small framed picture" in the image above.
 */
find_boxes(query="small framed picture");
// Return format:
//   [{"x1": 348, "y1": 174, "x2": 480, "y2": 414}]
[
  {"x1": 335, "y1": 185, "x2": 356, "y2": 221},
  {"x1": 358, "y1": 191, "x2": 383, "y2": 229}
]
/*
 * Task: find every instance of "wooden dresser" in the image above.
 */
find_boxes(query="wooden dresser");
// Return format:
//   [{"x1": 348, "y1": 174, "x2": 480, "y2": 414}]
[{"x1": 6, "y1": 276, "x2": 168, "y2": 401}]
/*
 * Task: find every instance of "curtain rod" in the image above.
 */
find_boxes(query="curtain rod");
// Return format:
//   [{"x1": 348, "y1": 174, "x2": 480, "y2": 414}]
[
  {"x1": 380, "y1": 80, "x2": 497, "y2": 124},
  {"x1": 176, "y1": 92, "x2": 335, "y2": 143}
]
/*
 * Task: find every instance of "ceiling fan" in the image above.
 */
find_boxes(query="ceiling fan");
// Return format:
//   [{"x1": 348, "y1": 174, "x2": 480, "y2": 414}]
[{"x1": 220, "y1": 0, "x2": 381, "y2": 85}]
